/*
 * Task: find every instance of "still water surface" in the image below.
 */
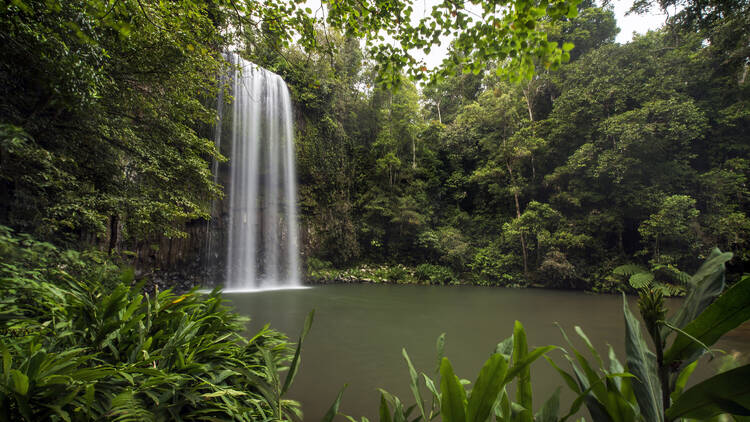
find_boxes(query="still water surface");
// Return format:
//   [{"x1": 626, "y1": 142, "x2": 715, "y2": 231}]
[{"x1": 226, "y1": 284, "x2": 749, "y2": 421}]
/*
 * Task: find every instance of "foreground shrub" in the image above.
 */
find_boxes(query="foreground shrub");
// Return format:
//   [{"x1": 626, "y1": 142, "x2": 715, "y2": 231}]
[{"x1": 0, "y1": 226, "x2": 305, "y2": 421}]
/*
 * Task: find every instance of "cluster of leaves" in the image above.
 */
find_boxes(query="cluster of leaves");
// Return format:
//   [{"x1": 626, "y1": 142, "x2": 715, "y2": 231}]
[
  {"x1": 0, "y1": 0, "x2": 230, "y2": 248},
  {"x1": 552, "y1": 249, "x2": 750, "y2": 421},
  {"x1": 328, "y1": 322, "x2": 560, "y2": 422},
  {"x1": 307, "y1": 260, "x2": 459, "y2": 285},
  {"x1": 0, "y1": 226, "x2": 308, "y2": 421}
]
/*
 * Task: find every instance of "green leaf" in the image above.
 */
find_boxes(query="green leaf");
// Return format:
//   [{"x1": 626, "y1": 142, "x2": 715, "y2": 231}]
[
  {"x1": 613, "y1": 264, "x2": 647, "y2": 277},
  {"x1": 622, "y1": 294, "x2": 663, "y2": 422},
  {"x1": 506, "y1": 345, "x2": 557, "y2": 381},
  {"x1": 119, "y1": 267, "x2": 135, "y2": 284},
  {"x1": 562, "y1": 42, "x2": 575, "y2": 52},
  {"x1": 535, "y1": 387, "x2": 561, "y2": 422},
  {"x1": 629, "y1": 272, "x2": 654, "y2": 289},
  {"x1": 282, "y1": 309, "x2": 315, "y2": 395},
  {"x1": 321, "y1": 385, "x2": 347, "y2": 422},
  {"x1": 669, "y1": 249, "x2": 733, "y2": 331},
  {"x1": 466, "y1": 353, "x2": 508, "y2": 422},
  {"x1": 440, "y1": 358, "x2": 466, "y2": 422},
  {"x1": 666, "y1": 364, "x2": 750, "y2": 421},
  {"x1": 10, "y1": 369, "x2": 29, "y2": 395},
  {"x1": 664, "y1": 275, "x2": 750, "y2": 367},
  {"x1": 402, "y1": 349, "x2": 426, "y2": 421},
  {"x1": 544, "y1": 356, "x2": 581, "y2": 395},
  {"x1": 495, "y1": 336, "x2": 514, "y2": 356},
  {"x1": 380, "y1": 393, "x2": 393, "y2": 422},
  {"x1": 435, "y1": 333, "x2": 446, "y2": 374},
  {"x1": 670, "y1": 360, "x2": 698, "y2": 403},
  {"x1": 511, "y1": 320, "x2": 533, "y2": 422}
]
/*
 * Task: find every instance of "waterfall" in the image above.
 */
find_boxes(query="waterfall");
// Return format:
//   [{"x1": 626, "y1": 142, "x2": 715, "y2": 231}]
[{"x1": 220, "y1": 54, "x2": 300, "y2": 291}]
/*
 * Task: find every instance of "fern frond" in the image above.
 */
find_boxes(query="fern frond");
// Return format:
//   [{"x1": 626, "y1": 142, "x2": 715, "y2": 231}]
[
  {"x1": 107, "y1": 389, "x2": 155, "y2": 422},
  {"x1": 629, "y1": 272, "x2": 654, "y2": 289},
  {"x1": 613, "y1": 264, "x2": 647, "y2": 277},
  {"x1": 653, "y1": 282, "x2": 685, "y2": 297}
]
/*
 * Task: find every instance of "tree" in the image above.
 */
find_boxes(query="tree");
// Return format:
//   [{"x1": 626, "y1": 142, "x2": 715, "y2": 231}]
[{"x1": 638, "y1": 195, "x2": 701, "y2": 263}]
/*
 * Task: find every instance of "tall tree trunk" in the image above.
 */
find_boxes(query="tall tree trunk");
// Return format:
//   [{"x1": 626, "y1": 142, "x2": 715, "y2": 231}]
[
  {"x1": 108, "y1": 214, "x2": 119, "y2": 254},
  {"x1": 507, "y1": 161, "x2": 529, "y2": 275},
  {"x1": 522, "y1": 86, "x2": 534, "y2": 121},
  {"x1": 436, "y1": 99, "x2": 442, "y2": 124},
  {"x1": 412, "y1": 138, "x2": 416, "y2": 169}
]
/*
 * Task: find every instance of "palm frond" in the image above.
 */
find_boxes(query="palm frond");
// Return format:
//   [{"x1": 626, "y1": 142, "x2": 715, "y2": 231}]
[
  {"x1": 629, "y1": 272, "x2": 655, "y2": 289},
  {"x1": 613, "y1": 264, "x2": 647, "y2": 277}
]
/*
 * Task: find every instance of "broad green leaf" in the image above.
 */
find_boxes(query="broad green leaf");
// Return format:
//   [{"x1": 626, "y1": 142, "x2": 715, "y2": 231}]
[
  {"x1": 535, "y1": 387, "x2": 561, "y2": 422},
  {"x1": 668, "y1": 249, "x2": 732, "y2": 331},
  {"x1": 664, "y1": 275, "x2": 750, "y2": 367},
  {"x1": 622, "y1": 294, "x2": 663, "y2": 422},
  {"x1": 440, "y1": 358, "x2": 466, "y2": 422},
  {"x1": 10, "y1": 369, "x2": 29, "y2": 395},
  {"x1": 512, "y1": 321, "x2": 533, "y2": 422},
  {"x1": 670, "y1": 360, "x2": 698, "y2": 403},
  {"x1": 466, "y1": 353, "x2": 508, "y2": 422},
  {"x1": 666, "y1": 364, "x2": 750, "y2": 421},
  {"x1": 495, "y1": 335, "x2": 514, "y2": 356}
]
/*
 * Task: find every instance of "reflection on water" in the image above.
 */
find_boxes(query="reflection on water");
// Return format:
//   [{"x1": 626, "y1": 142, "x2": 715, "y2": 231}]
[{"x1": 225, "y1": 284, "x2": 750, "y2": 421}]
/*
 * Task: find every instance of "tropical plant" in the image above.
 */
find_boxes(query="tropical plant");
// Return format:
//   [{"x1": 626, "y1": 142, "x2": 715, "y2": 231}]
[
  {"x1": 559, "y1": 248, "x2": 750, "y2": 421},
  {"x1": 327, "y1": 322, "x2": 559, "y2": 422},
  {"x1": 546, "y1": 325, "x2": 639, "y2": 422},
  {"x1": 0, "y1": 226, "x2": 309, "y2": 421},
  {"x1": 613, "y1": 263, "x2": 691, "y2": 296}
]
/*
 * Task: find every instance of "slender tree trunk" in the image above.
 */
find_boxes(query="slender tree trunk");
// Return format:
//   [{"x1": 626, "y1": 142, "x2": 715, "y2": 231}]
[
  {"x1": 507, "y1": 161, "x2": 529, "y2": 275},
  {"x1": 108, "y1": 214, "x2": 119, "y2": 254},
  {"x1": 412, "y1": 138, "x2": 416, "y2": 169},
  {"x1": 436, "y1": 99, "x2": 442, "y2": 124},
  {"x1": 522, "y1": 86, "x2": 534, "y2": 121}
]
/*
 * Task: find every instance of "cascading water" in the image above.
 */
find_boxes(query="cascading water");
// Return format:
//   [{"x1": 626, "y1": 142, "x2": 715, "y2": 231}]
[{"x1": 220, "y1": 54, "x2": 300, "y2": 291}]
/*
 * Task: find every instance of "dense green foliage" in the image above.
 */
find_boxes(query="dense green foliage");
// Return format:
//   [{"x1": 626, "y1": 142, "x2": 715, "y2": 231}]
[
  {"x1": 286, "y1": 0, "x2": 749, "y2": 290},
  {"x1": 2, "y1": 0, "x2": 749, "y2": 420},
  {"x1": 0, "y1": 0, "x2": 580, "y2": 259},
  {"x1": 1, "y1": 0, "x2": 747, "y2": 289},
  {"x1": 0, "y1": 226, "x2": 305, "y2": 420}
]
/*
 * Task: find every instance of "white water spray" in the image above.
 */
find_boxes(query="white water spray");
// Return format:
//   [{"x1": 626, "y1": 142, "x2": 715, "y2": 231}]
[{"x1": 222, "y1": 54, "x2": 300, "y2": 291}]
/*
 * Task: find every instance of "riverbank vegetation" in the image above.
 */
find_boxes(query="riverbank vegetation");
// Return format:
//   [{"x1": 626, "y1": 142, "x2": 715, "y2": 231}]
[{"x1": 0, "y1": 226, "x2": 311, "y2": 420}]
